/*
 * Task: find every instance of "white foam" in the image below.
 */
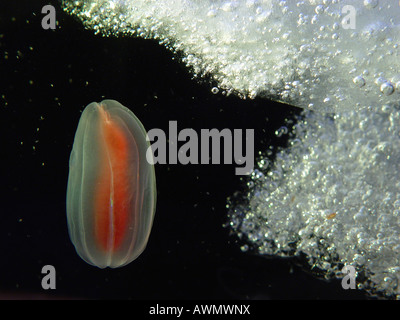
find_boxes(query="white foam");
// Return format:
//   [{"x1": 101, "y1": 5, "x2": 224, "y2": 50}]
[
  {"x1": 228, "y1": 104, "x2": 400, "y2": 297},
  {"x1": 63, "y1": 0, "x2": 400, "y2": 113}
]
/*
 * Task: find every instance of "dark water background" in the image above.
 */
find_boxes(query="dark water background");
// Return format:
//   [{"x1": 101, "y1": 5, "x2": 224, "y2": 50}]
[{"x1": 0, "y1": 0, "x2": 367, "y2": 300}]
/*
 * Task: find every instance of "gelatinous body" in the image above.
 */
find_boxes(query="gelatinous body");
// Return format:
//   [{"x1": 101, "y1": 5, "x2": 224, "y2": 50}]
[{"x1": 66, "y1": 100, "x2": 156, "y2": 268}]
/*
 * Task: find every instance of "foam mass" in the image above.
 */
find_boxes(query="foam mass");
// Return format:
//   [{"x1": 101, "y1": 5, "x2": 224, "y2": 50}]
[{"x1": 63, "y1": 0, "x2": 400, "y2": 113}]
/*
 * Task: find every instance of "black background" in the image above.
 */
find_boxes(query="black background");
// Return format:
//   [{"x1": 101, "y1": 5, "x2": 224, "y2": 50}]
[{"x1": 0, "y1": 0, "x2": 369, "y2": 300}]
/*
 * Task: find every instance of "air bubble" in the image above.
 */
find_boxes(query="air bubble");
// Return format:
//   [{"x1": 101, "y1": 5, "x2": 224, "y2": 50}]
[
  {"x1": 353, "y1": 76, "x2": 366, "y2": 88},
  {"x1": 211, "y1": 87, "x2": 219, "y2": 94},
  {"x1": 315, "y1": 5, "x2": 324, "y2": 14},
  {"x1": 380, "y1": 82, "x2": 394, "y2": 96},
  {"x1": 275, "y1": 126, "x2": 288, "y2": 137},
  {"x1": 364, "y1": 0, "x2": 379, "y2": 9}
]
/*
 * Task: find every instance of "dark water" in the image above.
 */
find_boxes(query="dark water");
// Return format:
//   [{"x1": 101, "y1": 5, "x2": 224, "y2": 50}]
[{"x1": 0, "y1": 0, "x2": 368, "y2": 300}]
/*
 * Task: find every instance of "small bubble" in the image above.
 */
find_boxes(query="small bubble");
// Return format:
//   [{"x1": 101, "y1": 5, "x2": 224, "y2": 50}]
[
  {"x1": 353, "y1": 76, "x2": 366, "y2": 88},
  {"x1": 246, "y1": 0, "x2": 256, "y2": 8},
  {"x1": 275, "y1": 126, "x2": 288, "y2": 137},
  {"x1": 364, "y1": 0, "x2": 378, "y2": 9},
  {"x1": 375, "y1": 77, "x2": 387, "y2": 86},
  {"x1": 211, "y1": 87, "x2": 219, "y2": 94},
  {"x1": 221, "y1": 2, "x2": 234, "y2": 12},
  {"x1": 315, "y1": 5, "x2": 324, "y2": 14},
  {"x1": 207, "y1": 9, "x2": 217, "y2": 17},
  {"x1": 381, "y1": 104, "x2": 391, "y2": 113},
  {"x1": 380, "y1": 82, "x2": 394, "y2": 96},
  {"x1": 332, "y1": 22, "x2": 340, "y2": 30}
]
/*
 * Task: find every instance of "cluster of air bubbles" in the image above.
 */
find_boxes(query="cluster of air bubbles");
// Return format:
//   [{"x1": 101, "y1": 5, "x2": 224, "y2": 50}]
[
  {"x1": 63, "y1": 0, "x2": 400, "y2": 113},
  {"x1": 63, "y1": 0, "x2": 400, "y2": 298},
  {"x1": 227, "y1": 103, "x2": 400, "y2": 298}
]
